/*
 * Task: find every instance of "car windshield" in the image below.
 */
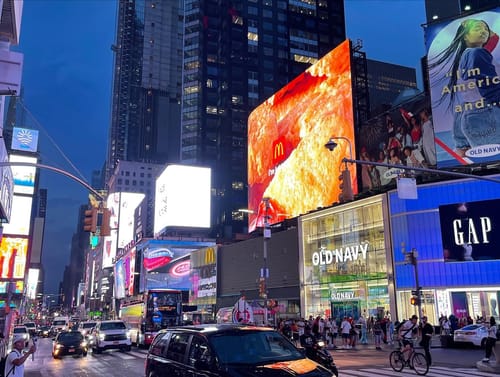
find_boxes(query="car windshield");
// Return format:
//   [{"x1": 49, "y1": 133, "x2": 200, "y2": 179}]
[
  {"x1": 81, "y1": 323, "x2": 96, "y2": 329},
  {"x1": 100, "y1": 322, "x2": 126, "y2": 330},
  {"x1": 460, "y1": 325, "x2": 481, "y2": 331},
  {"x1": 13, "y1": 328, "x2": 27, "y2": 333},
  {"x1": 53, "y1": 320, "x2": 66, "y2": 326},
  {"x1": 210, "y1": 331, "x2": 303, "y2": 364},
  {"x1": 58, "y1": 332, "x2": 83, "y2": 342},
  {"x1": 24, "y1": 323, "x2": 35, "y2": 328}
]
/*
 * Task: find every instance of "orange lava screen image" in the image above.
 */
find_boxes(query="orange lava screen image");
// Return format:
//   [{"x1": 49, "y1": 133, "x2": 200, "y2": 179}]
[{"x1": 248, "y1": 39, "x2": 357, "y2": 232}]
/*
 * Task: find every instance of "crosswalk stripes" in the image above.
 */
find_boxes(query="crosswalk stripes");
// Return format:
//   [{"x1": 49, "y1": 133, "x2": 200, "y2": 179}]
[{"x1": 339, "y1": 367, "x2": 496, "y2": 377}]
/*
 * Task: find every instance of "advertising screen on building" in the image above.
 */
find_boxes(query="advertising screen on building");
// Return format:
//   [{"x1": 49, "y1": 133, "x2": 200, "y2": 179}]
[
  {"x1": 425, "y1": 7, "x2": 500, "y2": 168},
  {"x1": 114, "y1": 248, "x2": 137, "y2": 299},
  {"x1": 3, "y1": 195, "x2": 32, "y2": 236},
  {"x1": 26, "y1": 268, "x2": 39, "y2": 299},
  {"x1": 11, "y1": 127, "x2": 39, "y2": 153},
  {"x1": 154, "y1": 165, "x2": 211, "y2": 235},
  {"x1": 102, "y1": 229, "x2": 118, "y2": 269},
  {"x1": 439, "y1": 198, "x2": 500, "y2": 262},
  {"x1": 247, "y1": 39, "x2": 356, "y2": 232},
  {"x1": 0, "y1": 237, "x2": 28, "y2": 279},
  {"x1": 190, "y1": 246, "x2": 217, "y2": 305},
  {"x1": 10, "y1": 155, "x2": 37, "y2": 195},
  {"x1": 107, "y1": 192, "x2": 144, "y2": 249},
  {"x1": 358, "y1": 93, "x2": 435, "y2": 191}
]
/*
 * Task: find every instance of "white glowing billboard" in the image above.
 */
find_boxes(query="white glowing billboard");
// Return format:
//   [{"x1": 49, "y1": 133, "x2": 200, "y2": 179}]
[
  {"x1": 102, "y1": 229, "x2": 118, "y2": 269},
  {"x1": 3, "y1": 195, "x2": 32, "y2": 235},
  {"x1": 154, "y1": 165, "x2": 211, "y2": 235},
  {"x1": 27, "y1": 268, "x2": 40, "y2": 299},
  {"x1": 106, "y1": 192, "x2": 145, "y2": 249},
  {"x1": 10, "y1": 155, "x2": 37, "y2": 195}
]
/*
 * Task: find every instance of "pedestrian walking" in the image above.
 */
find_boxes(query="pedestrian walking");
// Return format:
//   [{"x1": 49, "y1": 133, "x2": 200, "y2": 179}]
[
  {"x1": 386, "y1": 317, "x2": 395, "y2": 346},
  {"x1": 330, "y1": 318, "x2": 338, "y2": 349},
  {"x1": 340, "y1": 316, "x2": 352, "y2": 349},
  {"x1": 4, "y1": 334, "x2": 36, "y2": 377},
  {"x1": 358, "y1": 316, "x2": 368, "y2": 344},
  {"x1": 420, "y1": 316, "x2": 434, "y2": 366},
  {"x1": 483, "y1": 316, "x2": 497, "y2": 363},
  {"x1": 373, "y1": 319, "x2": 383, "y2": 350}
]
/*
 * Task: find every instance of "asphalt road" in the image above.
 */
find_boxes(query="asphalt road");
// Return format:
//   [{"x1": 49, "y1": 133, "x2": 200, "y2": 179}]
[{"x1": 22, "y1": 337, "x2": 492, "y2": 377}]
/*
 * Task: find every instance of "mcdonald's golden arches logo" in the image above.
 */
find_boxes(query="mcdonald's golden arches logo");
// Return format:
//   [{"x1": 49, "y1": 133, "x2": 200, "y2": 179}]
[
  {"x1": 272, "y1": 138, "x2": 286, "y2": 165},
  {"x1": 204, "y1": 247, "x2": 216, "y2": 265}
]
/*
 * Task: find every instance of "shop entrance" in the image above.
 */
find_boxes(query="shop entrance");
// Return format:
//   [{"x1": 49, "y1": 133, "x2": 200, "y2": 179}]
[{"x1": 331, "y1": 301, "x2": 360, "y2": 320}]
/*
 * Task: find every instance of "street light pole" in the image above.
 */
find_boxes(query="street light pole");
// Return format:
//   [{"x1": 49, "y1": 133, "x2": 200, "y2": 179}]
[
  {"x1": 324, "y1": 136, "x2": 354, "y2": 202},
  {"x1": 260, "y1": 198, "x2": 271, "y2": 325},
  {"x1": 403, "y1": 245, "x2": 423, "y2": 321}
]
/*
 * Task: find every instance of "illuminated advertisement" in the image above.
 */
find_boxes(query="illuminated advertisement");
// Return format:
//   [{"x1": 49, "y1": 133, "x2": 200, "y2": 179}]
[
  {"x1": 102, "y1": 229, "x2": 118, "y2": 269},
  {"x1": 247, "y1": 39, "x2": 356, "y2": 232},
  {"x1": 9, "y1": 155, "x2": 37, "y2": 195},
  {"x1": 0, "y1": 143, "x2": 14, "y2": 223},
  {"x1": 107, "y1": 192, "x2": 145, "y2": 249},
  {"x1": 425, "y1": 7, "x2": 500, "y2": 167},
  {"x1": 358, "y1": 93, "x2": 436, "y2": 190},
  {"x1": 0, "y1": 237, "x2": 28, "y2": 279},
  {"x1": 154, "y1": 165, "x2": 211, "y2": 235},
  {"x1": 0, "y1": 281, "x2": 23, "y2": 294},
  {"x1": 139, "y1": 240, "x2": 215, "y2": 292},
  {"x1": 190, "y1": 246, "x2": 217, "y2": 305},
  {"x1": 11, "y1": 127, "x2": 39, "y2": 153},
  {"x1": 439, "y1": 198, "x2": 500, "y2": 262},
  {"x1": 27, "y1": 268, "x2": 39, "y2": 299},
  {"x1": 114, "y1": 248, "x2": 136, "y2": 299},
  {"x1": 3, "y1": 195, "x2": 32, "y2": 236}
]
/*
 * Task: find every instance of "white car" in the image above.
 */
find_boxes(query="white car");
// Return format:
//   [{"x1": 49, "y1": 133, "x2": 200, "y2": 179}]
[
  {"x1": 12, "y1": 326, "x2": 30, "y2": 347},
  {"x1": 91, "y1": 320, "x2": 131, "y2": 353},
  {"x1": 453, "y1": 324, "x2": 488, "y2": 347}
]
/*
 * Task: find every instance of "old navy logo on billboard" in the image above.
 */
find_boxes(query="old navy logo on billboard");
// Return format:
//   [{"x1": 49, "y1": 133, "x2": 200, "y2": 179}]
[
  {"x1": 11, "y1": 127, "x2": 39, "y2": 153},
  {"x1": 312, "y1": 242, "x2": 369, "y2": 266},
  {"x1": 439, "y1": 199, "x2": 499, "y2": 262},
  {"x1": 425, "y1": 7, "x2": 500, "y2": 168}
]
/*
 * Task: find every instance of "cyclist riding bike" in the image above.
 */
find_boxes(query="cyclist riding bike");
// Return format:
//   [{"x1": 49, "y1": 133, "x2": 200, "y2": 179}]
[{"x1": 398, "y1": 315, "x2": 419, "y2": 363}]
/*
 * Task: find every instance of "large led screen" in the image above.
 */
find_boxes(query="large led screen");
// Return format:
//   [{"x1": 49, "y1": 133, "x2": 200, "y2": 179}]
[
  {"x1": 10, "y1": 155, "x2": 37, "y2": 195},
  {"x1": 114, "y1": 248, "x2": 137, "y2": 299},
  {"x1": 439, "y1": 198, "x2": 500, "y2": 262},
  {"x1": 247, "y1": 39, "x2": 356, "y2": 232},
  {"x1": 154, "y1": 165, "x2": 211, "y2": 235},
  {"x1": 107, "y1": 192, "x2": 145, "y2": 249},
  {"x1": 425, "y1": 7, "x2": 500, "y2": 168},
  {"x1": 3, "y1": 195, "x2": 32, "y2": 236},
  {"x1": 358, "y1": 93, "x2": 436, "y2": 190},
  {"x1": 0, "y1": 237, "x2": 28, "y2": 279},
  {"x1": 102, "y1": 229, "x2": 118, "y2": 269}
]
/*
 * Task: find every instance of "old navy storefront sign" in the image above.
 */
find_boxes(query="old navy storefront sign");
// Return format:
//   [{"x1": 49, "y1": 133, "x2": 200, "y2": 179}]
[{"x1": 312, "y1": 242, "x2": 369, "y2": 266}]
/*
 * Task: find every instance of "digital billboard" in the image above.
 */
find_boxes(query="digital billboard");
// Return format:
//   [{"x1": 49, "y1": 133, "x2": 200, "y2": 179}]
[
  {"x1": 9, "y1": 155, "x2": 37, "y2": 195},
  {"x1": 3, "y1": 195, "x2": 32, "y2": 236},
  {"x1": 439, "y1": 198, "x2": 500, "y2": 262},
  {"x1": 11, "y1": 127, "x2": 39, "y2": 153},
  {"x1": 0, "y1": 237, "x2": 28, "y2": 279},
  {"x1": 102, "y1": 229, "x2": 118, "y2": 269},
  {"x1": 247, "y1": 39, "x2": 356, "y2": 232},
  {"x1": 425, "y1": 7, "x2": 500, "y2": 168},
  {"x1": 154, "y1": 165, "x2": 211, "y2": 235},
  {"x1": 107, "y1": 192, "x2": 144, "y2": 249},
  {"x1": 190, "y1": 246, "x2": 217, "y2": 305},
  {"x1": 114, "y1": 248, "x2": 137, "y2": 299},
  {"x1": 358, "y1": 93, "x2": 436, "y2": 190},
  {"x1": 27, "y1": 268, "x2": 39, "y2": 299}
]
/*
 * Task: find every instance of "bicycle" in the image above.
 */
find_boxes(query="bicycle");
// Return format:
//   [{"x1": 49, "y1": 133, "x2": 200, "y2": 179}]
[{"x1": 389, "y1": 340, "x2": 429, "y2": 375}]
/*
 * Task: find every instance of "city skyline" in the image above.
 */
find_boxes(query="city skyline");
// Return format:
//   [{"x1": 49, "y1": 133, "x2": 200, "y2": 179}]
[{"x1": 16, "y1": 0, "x2": 427, "y2": 293}]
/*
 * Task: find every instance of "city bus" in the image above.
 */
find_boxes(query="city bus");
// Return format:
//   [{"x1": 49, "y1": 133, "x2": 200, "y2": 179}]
[{"x1": 119, "y1": 289, "x2": 182, "y2": 347}]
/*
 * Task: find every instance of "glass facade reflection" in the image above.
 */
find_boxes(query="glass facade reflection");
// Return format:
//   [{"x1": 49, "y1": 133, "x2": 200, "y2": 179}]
[{"x1": 300, "y1": 196, "x2": 391, "y2": 320}]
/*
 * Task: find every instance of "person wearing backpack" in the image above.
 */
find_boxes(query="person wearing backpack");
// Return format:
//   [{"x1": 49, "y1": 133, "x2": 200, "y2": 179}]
[
  {"x1": 4, "y1": 334, "x2": 36, "y2": 377},
  {"x1": 482, "y1": 316, "x2": 497, "y2": 363},
  {"x1": 398, "y1": 315, "x2": 418, "y2": 363}
]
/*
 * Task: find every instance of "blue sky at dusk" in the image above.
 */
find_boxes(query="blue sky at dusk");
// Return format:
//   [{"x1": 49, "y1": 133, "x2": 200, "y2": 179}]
[{"x1": 15, "y1": 0, "x2": 426, "y2": 294}]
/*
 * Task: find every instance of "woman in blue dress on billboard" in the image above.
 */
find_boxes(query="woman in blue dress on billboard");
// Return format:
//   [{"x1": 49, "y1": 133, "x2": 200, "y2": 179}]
[{"x1": 429, "y1": 18, "x2": 500, "y2": 156}]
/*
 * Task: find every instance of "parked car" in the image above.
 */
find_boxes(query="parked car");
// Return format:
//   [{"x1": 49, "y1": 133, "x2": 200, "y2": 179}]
[
  {"x1": 52, "y1": 330, "x2": 88, "y2": 358},
  {"x1": 453, "y1": 324, "x2": 488, "y2": 347},
  {"x1": 12, "y1": 326, "x2": 30, "y2": 347},
  {"x1": 91, "y1": 320, "x2": 131, "y2": 353},
  {"x1": 145, "y1": 324, "x2": 336, "y2": 377}
]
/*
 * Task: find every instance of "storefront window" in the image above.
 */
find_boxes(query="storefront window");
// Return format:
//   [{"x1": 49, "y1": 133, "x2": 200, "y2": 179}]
[{"x1": 301, "y1": 198, "x2": 389, "y2": 320}]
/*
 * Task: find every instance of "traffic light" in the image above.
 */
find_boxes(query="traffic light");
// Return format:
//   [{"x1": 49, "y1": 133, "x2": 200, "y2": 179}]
[
  {"x1": 99, "y1": 208, "x2": 111, "y2": 236},
  {"x1": 338, "y1": 167, "x2": 353, "y2": 203},
  {"x1": 83, "y1": 208, "x2": 97, "y2": 233},
  {"x1": 410, "y1": 296, "x2": 420, "y2": 306}
]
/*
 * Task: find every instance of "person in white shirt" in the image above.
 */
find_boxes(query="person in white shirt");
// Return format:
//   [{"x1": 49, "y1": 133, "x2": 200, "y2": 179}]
[
  {"x1": 340, "y1": 317, "x2": 352, "y2": 349},
  {"x1": 4, "y1": 334, "x2": 36, "y2": 377}
]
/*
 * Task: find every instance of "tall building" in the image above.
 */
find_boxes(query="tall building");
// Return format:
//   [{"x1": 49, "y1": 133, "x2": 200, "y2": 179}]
[
  {"x1": 180, "y1": 0, "x2": 346, "y2": 240},
  {"x1": 107, "y1": 0, "x2": 346, "y2": 241},
  {"x1": 106, "y1": 0, "x2": 183, "y2": 180},
  {"x1": 366, "y1": 59, "x2": 418, "y2": 116}
]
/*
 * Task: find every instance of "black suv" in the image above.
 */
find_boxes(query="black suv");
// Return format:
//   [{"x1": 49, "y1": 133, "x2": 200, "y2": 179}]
[{"x1": 145, "y1": 324, "x2": 335, "y2": 377}]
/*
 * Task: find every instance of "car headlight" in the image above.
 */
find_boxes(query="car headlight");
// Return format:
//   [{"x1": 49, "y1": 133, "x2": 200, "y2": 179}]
[
  {"x1": 126, "y1": 331, "x2": 131, "y2": 339},
  {"x1": 99, "y1": 334, "x2": 105, "y2": 341},
  {"x1": 317, "y1": 341, "x2": 325, "y2": 347},
  {"x1": 23, "y1": 334, "x2": 28, "y2": 339},
  {"x1": 81, "y1": 341, "x2": 87, "y2": 347},
  {"x1": 56, "y1": 344, "x2": 63, "y2": 349}
]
